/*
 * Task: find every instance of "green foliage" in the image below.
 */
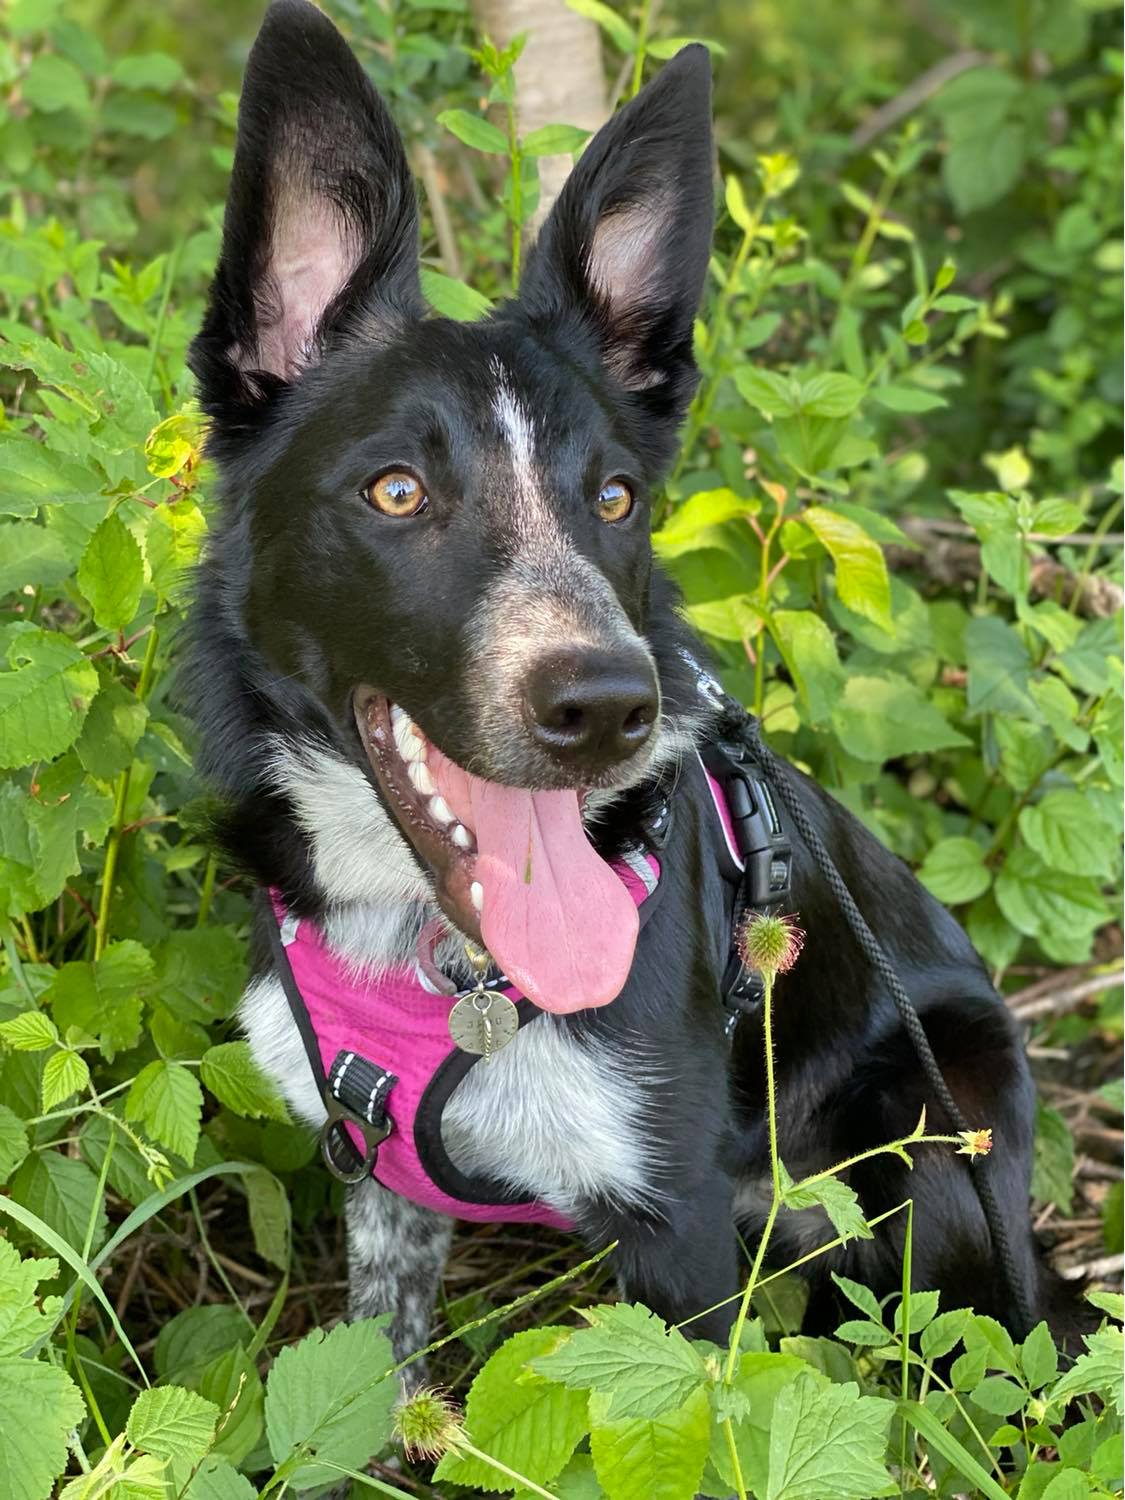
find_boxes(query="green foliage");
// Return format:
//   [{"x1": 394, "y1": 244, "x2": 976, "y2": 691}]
[{"x1": 0, "y1": 0, "x2": 1120, "y2": 1496}]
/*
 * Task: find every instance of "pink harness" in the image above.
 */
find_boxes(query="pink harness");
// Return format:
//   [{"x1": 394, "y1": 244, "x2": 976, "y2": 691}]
[{"x1": 264, "y1": 756, "x2": 765, "y2": 1229}]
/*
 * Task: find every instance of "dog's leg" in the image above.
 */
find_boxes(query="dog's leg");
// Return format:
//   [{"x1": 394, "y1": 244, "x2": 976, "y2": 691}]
[{"x1": 346, "y1": 1177, "x2": 454, "y2": 1375}]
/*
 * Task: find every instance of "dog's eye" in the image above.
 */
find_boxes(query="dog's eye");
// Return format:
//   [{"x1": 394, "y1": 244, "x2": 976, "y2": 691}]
[
  {"x1": 596, "y1": 479, "x2": 634, "y2": 524},
  {"x1": 364, "y1": 469, "x2": 427, "y2": 517}
]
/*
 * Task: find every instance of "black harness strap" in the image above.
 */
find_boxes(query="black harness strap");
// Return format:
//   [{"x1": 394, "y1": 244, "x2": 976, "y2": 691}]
[{"x1": 726, "y1": 704, "x2": 1036, "y2": 1338}]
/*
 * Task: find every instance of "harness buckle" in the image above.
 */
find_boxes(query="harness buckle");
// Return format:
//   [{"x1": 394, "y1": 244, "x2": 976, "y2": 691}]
[{"x1": 319, "y1": 1050, "x2": 397, "y2": 1185}]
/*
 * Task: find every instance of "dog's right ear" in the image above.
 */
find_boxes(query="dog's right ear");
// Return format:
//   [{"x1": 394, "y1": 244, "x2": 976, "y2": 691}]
[{"x1": 190, "y1": 0, "x2": 422, "y2": 430}]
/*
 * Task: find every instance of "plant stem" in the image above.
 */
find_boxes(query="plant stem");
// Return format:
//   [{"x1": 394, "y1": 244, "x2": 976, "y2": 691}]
[
  {"x1": 630, "y1": 0, "x2": 652, "y2": 97},
  {"x1": 94, "y1": 624, "x2": 160, "y2": 958},
  {"x1": 507, "y1": 101, "x2": 522, "y2": 290},
  {"x1": 457, "y1": 1440, "x2": 561, "y2": 1499},
  {"x1": 196, "y1": 852, "x2": 218, "y2": 927}
]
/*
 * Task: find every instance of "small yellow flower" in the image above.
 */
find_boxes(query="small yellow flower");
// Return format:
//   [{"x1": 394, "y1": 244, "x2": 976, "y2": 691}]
[
  {"x1": 393, "y1": 1384, "x2": 466, "y2": 1462},
  {"x1": 956, "y1": 1127, "x2": 993, "y2": 1159},
  {"x1": 738, "y1": 912, "x2": 805, "y2": 980}
]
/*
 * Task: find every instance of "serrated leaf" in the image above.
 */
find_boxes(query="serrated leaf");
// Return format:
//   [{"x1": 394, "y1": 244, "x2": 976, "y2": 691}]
[
  {"x1": 182, "y1": 1455, "x2": 258, "y2": 1500},
  {"x1": 436, "y1": 1327, "x2": 588, "y2": 1490},
  {"x1": 995, "y1": 847, "x2": 1107, "y2": 945},
  {"x1": 734, "y1": 366, "x2": 797, "y2": 417},
  {"x1": 1020, "y1": 1322, "x2": 1059, "y2": 1390},
  {"x1": 0, "y1": 1238, "x2": 62, "y2": 1357},
  {"x1": 127, "y1": 1385, "x2": 219, "y2": 1463},
  {"x1": 590, "y1": 1383, "x2": 711, "y2": 1500},
  {"x1": 829, "y1": 1273, "x2": 882, "y2": 1323},
  {"x1": 918, "y1": 838, "x2": 991, "y2": 904},
  {"x1": 1019, "y1": 791, "x2": 1120, "y2": 880},
  {"x1": 832, "y1": 672, "x2": 970, "y2": 762},
  {"x1": 8, "y1": 1150, "x2": 107, "y2": 1254},
  {"x1": 784, "y1": 1175, "x2": 873, "y2": 1245},
  {"x1": 920, "y1": 1308, "x2": 971, "y2": 1361},
  {"x1": 532, "y1": 1302, "x2": 709, "y2": 1422},
  {"x1": 766, "y1": 1375, "x2": 895, "y2": 1499},
  {"x1": 77, "y1": 512, "x2": 145, "y2": 630},
  {"x1": 126, "y1": 1059, "x2": 203, "y2": 1163},
  {"x1": 709, "y1": 1352, "x2": 810, "y2": 1493},
  {"x1": 0, "y1": 627, "x2": 99, "y2": 769},
  {"x1": 48, "y1": 940, "x2": 154, "y2": 1061},
  {"x1": 196, "y1": 1345, "x2": 264, "y2": 1466},
  {"x1": 75, "y1": 680, "x2": 149, "y2": 780},
  {"x1": 0, "y1": 1105, "x2": 29, "y2": 1185},
  {"x1": 653, "y1": 488, "x2": 760, "y2": 557},
  {"x1": 770, "y1": 610, "x2": 843, "y2": 728},
  {"x1": 1047, "y1": 1325, "x2": 1124, "y2": 1414},
  {"x1": 41, "y1": 1048, "x2": 89, "y2": 1111},
  {"x1": 146, "y1": 501, "x2": 205, "y2": 607},
  {"x1": 803, "y1": 505, "x2": 891, "y2": 626},
  {"x1": 264, "y1": 1319, "x2": 396, "y2": 1488},
  {"x1": 437, "y1": 107, "x2": 508, "y2": 153},
  {"x1": 797, "y1": 373, "x2": 865, "y2": 418},
  {"x1": 419, "y1": 267, "x2": 492, "y2": 321},
  {"x1": 971, "y1": 1375, "x2": 1025, "y2": 1415},
  {"x1": 201, "y1": 1042, "x2": 290, "y2": 1122},
  {"x1": 0, "y1": 1010, "x2": 58, "y2": 1050},
  {"x1": 0, "y1": 1357, "x2": 85, "y2": 1500}
]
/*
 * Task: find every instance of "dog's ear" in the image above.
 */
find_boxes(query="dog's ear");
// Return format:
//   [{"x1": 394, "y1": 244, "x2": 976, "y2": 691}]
[
  {"x1": 191, "y1": 0, "x2": 421, "y2": 427},
  {"x1": 517, "y1": 46, "x2": 713, "y2": 420}
]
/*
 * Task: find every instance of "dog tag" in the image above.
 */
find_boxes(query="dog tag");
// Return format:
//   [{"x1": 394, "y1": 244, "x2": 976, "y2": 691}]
[{"x1": 448, "y1": 988, "x2": 518, "y2": 1060}]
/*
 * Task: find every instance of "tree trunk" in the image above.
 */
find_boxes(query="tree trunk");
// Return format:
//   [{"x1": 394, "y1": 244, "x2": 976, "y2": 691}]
[{"x1": 471, "y1": 0, "x2": 607, "y2": 225}]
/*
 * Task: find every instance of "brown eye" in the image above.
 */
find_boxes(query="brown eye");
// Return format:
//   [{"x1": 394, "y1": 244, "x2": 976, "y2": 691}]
[
  {"x1": 364, "y1": 469, "x2": 427, "y2": 517},
  {"x1": 596, "y1": 479, "x2": 634, "y2": 523}
]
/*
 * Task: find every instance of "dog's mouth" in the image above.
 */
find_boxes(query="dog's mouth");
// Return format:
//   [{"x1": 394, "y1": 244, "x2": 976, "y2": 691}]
[{"x1": 354, "y1": 689, "x2": 641, "y2": 1014}]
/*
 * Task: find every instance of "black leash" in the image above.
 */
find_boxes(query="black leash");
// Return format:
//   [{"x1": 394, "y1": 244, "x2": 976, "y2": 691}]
[{"x1": 726, "y1": 705, "x2": 1036, "y2": 1338}]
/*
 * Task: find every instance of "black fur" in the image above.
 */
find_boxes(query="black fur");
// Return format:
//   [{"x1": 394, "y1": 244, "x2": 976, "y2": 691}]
[{"x1": 186, "y1": 0, "x2": 1074, "y2": 1349}]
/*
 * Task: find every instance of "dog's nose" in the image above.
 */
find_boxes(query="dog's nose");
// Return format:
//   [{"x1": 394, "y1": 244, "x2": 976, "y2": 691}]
[{"x1": 523, "y1": 646, "x2": 658, "y2": 769}]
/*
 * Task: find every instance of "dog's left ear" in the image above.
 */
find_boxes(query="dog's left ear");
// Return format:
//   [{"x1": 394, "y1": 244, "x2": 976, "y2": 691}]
[
  {"x1": 517, "y1": 46, "x2": 713, "y2": 421},
  {"x1": 191, "y1": 0, "x2": 422, "y2": 430}
]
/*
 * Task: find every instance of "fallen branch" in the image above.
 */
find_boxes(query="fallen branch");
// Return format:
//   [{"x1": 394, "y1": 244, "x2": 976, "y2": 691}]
[
  {"x1": 1009, "y1": 968, "x2": 1125, "y2": 1021},
  {"x1": 849, "y1": 51, "x2": 990, "y2": 151}
]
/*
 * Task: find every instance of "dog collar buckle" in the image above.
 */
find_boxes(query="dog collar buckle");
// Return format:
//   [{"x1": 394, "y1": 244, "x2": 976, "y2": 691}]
[{"x1": 319, "y1": 1050, "x2": 397, "y2": 1184}]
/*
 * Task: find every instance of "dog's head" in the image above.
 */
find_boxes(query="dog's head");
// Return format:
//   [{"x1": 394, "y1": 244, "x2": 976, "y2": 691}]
[{"x1": 191, "y1": 0, "x2": 714, "y2": 1009}]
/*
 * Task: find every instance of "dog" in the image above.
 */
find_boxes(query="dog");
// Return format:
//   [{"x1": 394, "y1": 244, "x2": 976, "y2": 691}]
[{"x1": 186, "y1": 0, "x2": 1067, "y2": 1365}]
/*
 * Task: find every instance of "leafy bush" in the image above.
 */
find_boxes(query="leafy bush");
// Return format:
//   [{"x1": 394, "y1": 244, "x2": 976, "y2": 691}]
[{"x1": 0, "y1": 1, "x2": 1120, "y2": 1497}]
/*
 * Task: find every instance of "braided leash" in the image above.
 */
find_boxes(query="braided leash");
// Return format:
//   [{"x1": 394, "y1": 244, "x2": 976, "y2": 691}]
[{"x1": 737, "y1": 710, "x2": 1036, "y2": 1337}]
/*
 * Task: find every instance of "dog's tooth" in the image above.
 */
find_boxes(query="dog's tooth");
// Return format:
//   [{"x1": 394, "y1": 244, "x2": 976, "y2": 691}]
[
  {"x1": 470, "y1": 880, "x2": 483, "y2": 912},
  {"x1": 409, "y1": 762, "x2": 434, "y2": 796},
  {"x1": 451, "y1": 823, "x2": 473, "y2": 850},
  {"x1": 429, "y1": 795, "x2": 453, "y2": 826},
  {"x1": 390, "y1": 704, "x2": 405, "y2": 725},
  {"x1": 397, "y1": 724, "x2": 425, "y2": 763},
  {"x1": 392, "y1": 713, "x2": 414, "y2": 759}
]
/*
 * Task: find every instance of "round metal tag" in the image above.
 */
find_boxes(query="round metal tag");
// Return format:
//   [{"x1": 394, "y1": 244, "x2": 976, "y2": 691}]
[{"x1": 448, "y1": 989, "x2": 519, "y2": 1059}]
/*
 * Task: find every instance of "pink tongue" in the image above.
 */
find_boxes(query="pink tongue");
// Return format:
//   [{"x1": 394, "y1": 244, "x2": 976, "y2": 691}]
[{"x1": 428, "y1": 750, "x2": 639, "y2": 1013}]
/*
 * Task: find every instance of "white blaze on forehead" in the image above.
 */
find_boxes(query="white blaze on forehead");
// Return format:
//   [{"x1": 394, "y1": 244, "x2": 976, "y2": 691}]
[{"x1": 490, "y1": 356, "x2": 543, "y2": 523}]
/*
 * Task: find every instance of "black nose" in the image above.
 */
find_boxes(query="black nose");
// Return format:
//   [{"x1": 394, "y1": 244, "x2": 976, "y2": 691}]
[{"x1": 523, "y1": 646, "x2": 658, "y2": 770}]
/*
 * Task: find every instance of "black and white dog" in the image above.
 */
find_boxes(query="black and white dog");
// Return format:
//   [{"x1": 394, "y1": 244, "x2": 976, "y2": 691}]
[{"x1": 187, "y1": 0, "x2": 1064, "y2": 1361}]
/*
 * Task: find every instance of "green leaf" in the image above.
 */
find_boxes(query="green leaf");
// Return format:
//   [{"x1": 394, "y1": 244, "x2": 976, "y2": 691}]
[
  {"x1": 419, "y1": 267, "x2": 493, "y2": 321},
  {"x1": 682, "y1": 595, "x2": 765, "y2": 644},
  {"x1": 1019, "y1": 791, "x2": 1120, "y2": 880},
  {"x1": 709, "y1": 1352, "x2": 809, "y2": 1493},
  {"x1": 201, "y1": 1042, "x2": 290, "y2": 1123},
  {"x1": 589, "y1": 1383, "x2": 711, "y2": 1500},
  {"x1": 436, "y1": 1327, "x2": 589, "y2": 1490},
  {"x1": 770, "y1": 611, "x2": 843, "y2": 728},
  {"x1": 0, "y1": 1009, "x2": 58, "y2": 1050},
  {"x1": 783, "y1": 1175, "x2": 873, "y2": 1245},
  {"x1": 532, "y1": 1302, "x2": 709, "y2": 1422},
  {"x1": 77, "y1": 511, "x2": 145, "y2": 631},
  {"x1": 653, "y1": 488, "x2": 760, "y2": 557},
  {"x1": 725, "y1": 174, "x2": 752, "y2": 232},
  {"x1": 565, "y1": 0, "x2": 637, "y2": 53},
  {"x1": 127, "y1": 1385, "x2": 219, "y2": 1464},
  {"x1": 797, "y1": 373, "x2": 865, "y2": 418},
  {"x1": 0, "y1": 523, "x2": 70, "y2": 598},
  {"x1": 75, "y1": 680, "x2": 149, "y2": 780},
  {"x1": 834, "y1": 1319, "x2": 890, "y2": 1345},
  {"x1": 156, "y1": 1305, "x2": 249, "y2": 1385},
  {"x1": 40, "y1": 1048, "x2": 89, "y2": 1111},
  {"x1": 110, "y1": 52, "x2": 185, "y2": 91},
  {"x1": 22, "y1": 53, "x2": 90, "y2": 114},
  {"x1": 1032, "y1": 1102, "x2": 1076, "y2": 1216},
  {"x1": 48, "y1": 939, "x2": 154, "y2": 1060},
  {"x1": 8, "y1": 1149, "x2": 107, "y2": 1254},
  {"x1": 918, "y1": 838, "x2": 991, "y2": 904},
  {"x1": 829, "y1": 1274, "x2": 883, "y2": 1323},
  {"x1": 264, "y1": 1319, "x2": 396, "y2": 1489},
  {"x1": 196, "y1": 1345, "x2": 265, "y2": 1466},
  {"x1": 437, "y1": 107, "x2": 508, "y2": 153},
  {"x1": 522, "y1": 123, "x2": 590, "y2": 156},
  {"x1": 964, "y1": 617, "x2": 1038, "y2": 719},
  {"x1": 995, "y1": 847, "x2": 1107, "y2": 945},
  {"x1": 0, "y1": 1357, "x2": 85, "y2": 1500},
  {"x1": 0, "y1": 626, "x2": 99, "y2": 769},
  {"x1": 0, "y1": 1239, "x2": 62, "y2": 1357},
  {"x1": 920, "y1": 1309, "x2": 971, "y2": 1361},
  {"x1": 0, "y1": 1105, "x2": 29, "y2": 1184},
  {"x1": 832, "y1": 673, "x2": 970, "y2": 762},
  {"x1": 766, "y1": 1375, "x2": 894, "y2": 1499},
  {"x1": 126, "y1": 1060, "x2": 203, "y2": 1163},
  {"x1": 144, "y1": 411, "x2": 204, "y2": 478},
  {"x1": 243, "y1": 1166, "x2": 291, "y2": 1270},
  {"x1": 870, "y1": 384, "x2": 948, "y2": 413},
  {"x1": 734, "y1": 366, "x2": 796, "y2": 417},
  {"x1": 182, "y1": 1455, "x2": 258, "y2": 1500},
  {"x1": 1047, "y1": 1325, "x2": 1124, "y2": 1415},
  {"x1": 803, "y1": 505, "x2": 891, "y2": 627},
  {"x1": 146, "y1": 500, "x2": 206, "y2": 607},
  {"x1": 944, "y1": 124, "x2": 1026, "y2": 215},
  {"x1": 971, "y1": 1375, "x2": 1025, "y2": 1415},
  {"x1": 1020, "y1": 1322, "x2": 1059, "y2": 1391},
  {"x1": 898, "y1": 1399, "x2": 1009, "y2": 1500},
  {"x1": 1086, "y1": 1289, "x2": 1123, "y2": 1322}
]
